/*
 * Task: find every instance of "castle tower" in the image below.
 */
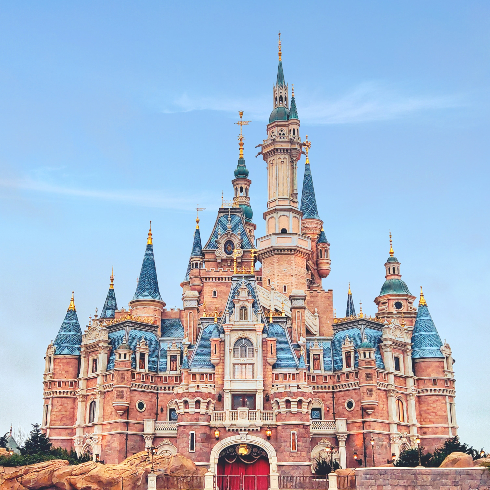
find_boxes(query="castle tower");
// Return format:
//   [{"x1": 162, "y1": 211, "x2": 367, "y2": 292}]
[
  {"x1": 412, "y1": 288, "x2": 456, "y2": 449},
  {"x1": 232, "y1": 111, "x2": 256, "y2": 240},
  {"x1": 42, "y1": 292, "x2": 81, "y2": 450},
  {"x1": 346, "y1": 283, "x2": 356, "y2": 317},
  {"x1": 100, "y1": 268, "x2": 117, "y2": 319},
  {"x1": 257, "y1": 35, "x2": 311, "y2": 293},
  {"x1": 374, "y1": 233, "x2": 416, "y2": 325},
  {"x1": 129, "y1": 223, "x2": 165, "y2": 322},
  {"x1": 186, "y1": 212, "x2": 205, "y2": 293}
]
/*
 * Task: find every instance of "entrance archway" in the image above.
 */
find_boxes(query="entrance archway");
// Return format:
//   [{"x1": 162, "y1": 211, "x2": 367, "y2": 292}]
[
  {"x1": 209, "y1": 435, "x2": 278, "y2": 490},
  {"x1": 217, "y1": 444, "x2": 269, "y2": 490}
]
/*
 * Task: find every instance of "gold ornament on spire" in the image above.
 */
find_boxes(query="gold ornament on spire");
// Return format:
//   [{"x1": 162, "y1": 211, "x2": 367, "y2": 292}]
[
  {"x1": 196, "y1": 206, "x2": 205, "y2": 229},
  {"x1": 281, "y1": 301, "x2": 285, "y2": 316},
  {"x1": 147, "y1": 221, "x2": 153, "y2": 245},
  {"x1": 269, "y1": 307, "x2": 273, "y2": 323},
  {"x1": 68, "y1": 291, "x2": 76, "y2": 311},
  {"x1": 419, "y1": 286, "x2": 427, "y2": 306},
  {"x1": 359, "y1": 301, "x2": 363, "y2": 319},
  {"x1": 278, "y1": 32, "x2": 282, "y2": 61},
  {"x1": 110, "y1": 267, "x2": 114, "y2": 290},
  {"x1": 250, "y1": 248, "x2": 258, "y2": 274},
  {"x1": 303, "y1": 135, "x2": 311, "y2": 164},
  {"x1": 348, "y1": 282, "x2": 351, "y2": 295},
  {"x1": 235, "y1": 111, "x2": 251, "y2": 160},
  {"x1": 292, "y1": 84, "x2": 294, "y2": 97},
  {"x1": 389, "y1": 231, "x2": 394, "y2": 257}
]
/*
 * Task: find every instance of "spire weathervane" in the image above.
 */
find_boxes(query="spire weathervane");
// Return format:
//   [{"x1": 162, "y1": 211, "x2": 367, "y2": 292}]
[
  {"x1": 68, "y1": 291, "x2": 76, "y2": 311},
  {"x1": 389, "y1": 231, "x2": 394, "y2": 257},
  {"x1": 147, "y1": 221, "x2": 153, "y2": 245},
  {"x1": 235, "y1": 111, "x2": 251, "y2": 160},
  {"x1": 278, "y1": 32, "x2": 282, "y2": 61},
  {"x1": 196, "y1": 206, "x2": 205, "y2": 229},
  {"x1": 303, "y1": 135, "x2": 311, "y2": 164},
  {"x1": 348, "y1": 282, "x2": 351, "y2": 295},
  {"x1": 110, "y1": 267, "x2": 114, "y2": 290},
  {"x1": 419, "y1": 286, "x2": 427, "y2": 306}
]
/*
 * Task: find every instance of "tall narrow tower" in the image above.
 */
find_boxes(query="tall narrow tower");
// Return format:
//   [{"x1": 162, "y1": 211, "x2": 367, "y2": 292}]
[{"x1": 257, "y1": 34, "x2": 311, "y2": 294}]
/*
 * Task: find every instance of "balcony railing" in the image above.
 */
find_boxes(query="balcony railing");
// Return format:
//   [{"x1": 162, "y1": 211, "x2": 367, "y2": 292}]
[
  {"x1": 310, "y1": 420, "x2": 336, "y2": 433},
  {"x1": 210, "y1": 409, "x2": 275, "y2": 426},
  {"x1": 154, "y1": 421, "x2": 178, "y2": 435}
]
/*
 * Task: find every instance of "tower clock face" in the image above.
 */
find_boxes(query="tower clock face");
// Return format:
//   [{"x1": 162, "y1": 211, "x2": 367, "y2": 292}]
[
  {"x1": 224, "y1": 240, "x2": 235, "y2": 256},
  {"x1": 394, "y1": 301, "x2": 403, "y2": 310}
]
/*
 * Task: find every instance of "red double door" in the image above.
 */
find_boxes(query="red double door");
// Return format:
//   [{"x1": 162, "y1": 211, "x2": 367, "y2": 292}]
[{"x1": 217, "y1": 456, "x2": 270, "y2": 490}]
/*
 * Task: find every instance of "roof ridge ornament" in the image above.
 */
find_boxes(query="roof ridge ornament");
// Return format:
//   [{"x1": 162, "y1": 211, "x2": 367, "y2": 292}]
[
  {"x1": 68, "y1": 291, "x2": 76, "y2": 311},
  {"x1": 110, "y1": 267, "x2": 114, "y2": 290},
  {"x1": 147, "y1": 221, "x2": 153, "y2": 245},
  {"x1": 419, "y1": 286, "x2": 427, "y2": 306}
]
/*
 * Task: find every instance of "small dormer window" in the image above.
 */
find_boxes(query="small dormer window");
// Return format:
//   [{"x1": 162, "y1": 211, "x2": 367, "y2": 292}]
[
  {"x1": 233, "y1": 338, "x2": 254, "y2": 358},
  {"x1": 345, "y1": 351, "x2": 352, "y2": 369},
  {"x1": 239, "y1": 306, "x2": 248, "y2": 321},
  {"x1": 139, "y1": 353, "x2": 146, "y2": 370}
]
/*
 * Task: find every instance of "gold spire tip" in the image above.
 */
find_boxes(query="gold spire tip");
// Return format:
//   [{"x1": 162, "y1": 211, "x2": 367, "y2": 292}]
[
  {"x1": 110, "y1": 267, "x2": 114, "y2": 289},
  {"x1": 292, "y1": 84, "x2": 294, "y2": 97},
  {"x1": 348, "y1": 282, "x2": 351, "y2": 295},
  {"x1": 278, "y1": 32, "x2": 282, "y2": 61},
  {"x1": 419, "y1": 286, "x2": 427, "y2": 306},
  {"x1": 303, "y1": 135, "x2": 311, "y2": 164},
  {"x1": 147, "y1": 221, "x2": 153, "y2": 245},
  {"x1": 235, "y1": 111, "x2": 250, "y2": 160},
  {"x1": 196, "y1": 207, "x2": 205, "y2": 229},
  {"x1": 389, "y1": 231, "x2": 394, "y2": 257},
  {"x1": 68, "y1": 291, "x2": 76, "y2": 311}
]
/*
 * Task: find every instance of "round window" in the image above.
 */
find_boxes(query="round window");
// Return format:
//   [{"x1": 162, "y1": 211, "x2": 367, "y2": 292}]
[
  {"x1": 345, "y1": 399, "x2": 355, "y2": 411},
  {"x1": 394, "y1": 301, "x2": 403, "y2": 310},
  {"x1": 224, "y1": 240, "x2": 235, "y2": 256},
  {"x1": 136, "y1": 400, "x2": 146, "y2": 412}
]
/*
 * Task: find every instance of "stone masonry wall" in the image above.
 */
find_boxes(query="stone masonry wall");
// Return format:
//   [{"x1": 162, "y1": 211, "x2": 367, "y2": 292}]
[{"x1": 355, "y1": 467, "x2": 490, "y2": 490}]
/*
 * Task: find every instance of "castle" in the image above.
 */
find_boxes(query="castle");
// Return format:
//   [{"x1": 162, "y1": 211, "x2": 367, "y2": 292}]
[{"x1": 42, "y1": 37, "x2": 456, "y2": 485}]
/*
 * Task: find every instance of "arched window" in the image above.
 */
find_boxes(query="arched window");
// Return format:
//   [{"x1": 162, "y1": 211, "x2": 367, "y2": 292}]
[
  {"x1": 212, "y1": 290, "x2": 217, "y2": 298},
  {"x1": 397, "y1": 399, "x2": 405, "y2": 423},
  {"x1": 239, "y1": 306, "x2": 248, "y2": 321},
  {"x1": 279, "y1": 95, "x2": 283, "y2": 104},
  {"x1": 233, "y1": 338, "x2": 254, "y2": 358},
  {"x1": 88, "y1": 400, "x2": 96, "y2": 424}
]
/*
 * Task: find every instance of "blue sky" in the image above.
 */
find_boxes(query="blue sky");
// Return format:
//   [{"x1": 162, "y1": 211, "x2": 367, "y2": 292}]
[{"x1": 0, "y1": 1, "x2": 489, "y2": 449}]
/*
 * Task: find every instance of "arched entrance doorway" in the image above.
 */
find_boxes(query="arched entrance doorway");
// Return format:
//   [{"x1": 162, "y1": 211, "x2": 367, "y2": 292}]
[{"x1": 217, "y1": 443, "x2": 270, "y2": 490}]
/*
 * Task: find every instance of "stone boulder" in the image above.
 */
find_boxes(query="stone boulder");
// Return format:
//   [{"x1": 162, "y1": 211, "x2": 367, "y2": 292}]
[
  {"x1": 0, "y1": 452, "x2": 204, "y2": 490},
  {"x1": 335, "y1": 468, "x2": 355, "y2": 476},
  {"x1": 439, "y1": 451, "x2": 474, "y2": 468},
  {"x1": 474, "y1": 457, "x2": 490, "y2": 467}
]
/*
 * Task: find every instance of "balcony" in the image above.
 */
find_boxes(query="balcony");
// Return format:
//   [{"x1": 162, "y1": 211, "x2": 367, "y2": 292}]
[
  {"x1": 154, "y1": 421, "x2": 178, "y2": 436},
  {"x1": 310, "y1": 420, "x2": 337, "y2": 434},
  {"x1": 211, "y1": 409, "x2": 275, "y2": 429}
]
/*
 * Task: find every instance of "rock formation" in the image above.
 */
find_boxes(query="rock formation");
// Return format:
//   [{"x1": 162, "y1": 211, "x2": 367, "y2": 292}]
[{"x1": 0, "y1": 451, "x2": 205, "y2": 490}]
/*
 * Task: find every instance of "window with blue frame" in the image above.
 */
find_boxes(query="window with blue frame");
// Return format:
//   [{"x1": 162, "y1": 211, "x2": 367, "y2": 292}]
[{"x1": 311, "y1": 408, "x2": 322, "y2": 420}]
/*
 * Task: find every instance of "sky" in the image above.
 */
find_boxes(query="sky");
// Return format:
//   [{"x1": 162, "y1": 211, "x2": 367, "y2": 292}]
[{"x1": 0, "y1": 1, "x2": 489, "y2": 449}]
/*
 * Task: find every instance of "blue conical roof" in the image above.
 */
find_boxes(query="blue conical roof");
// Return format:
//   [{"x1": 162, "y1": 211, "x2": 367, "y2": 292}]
[
  {"x1": 191, "y1": 227, "x2": 203, "y2": 257},
  {"x1": 412, "y1": 303, "x2": 444, "y2": 359},
  {"x1": 101, "y1": 287, "x2": 117, "y2": 319},
  {"x1": 346, "y1": 289, "x2": 356, "y2": 317},
  {"x1": 317, "y1": 229, "x2": 329, "y2": 244},
  {"x1": 300, "y1": 163, "x2": 320, "y2": 219},
  {"x1": 133, "y1": 242, "x2": 162, "y2": 301},
  {"x1": 289, "y1": 95, "x2": 298, "y2": 119},
  {"x1": 54, "y1": 299, "x2": 82, "y2": 355},
  {"x1": 277, "y1": 60, "x2": 285, "y2": 87}
]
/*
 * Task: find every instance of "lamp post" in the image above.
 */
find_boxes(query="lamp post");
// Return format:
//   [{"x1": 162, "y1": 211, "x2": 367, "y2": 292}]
[
  {"x1": 214, "y1": 429, "x2": 220, "y2": 440},
  {"x1": 480, "y1": 450, "x2": 486, "y2": 459},
  {"x1": 370, "y1": 436, "x2": 375, "y2": 467},
  {"x1": 416, "y1": 436, "x2": 422, "y2": 468}
]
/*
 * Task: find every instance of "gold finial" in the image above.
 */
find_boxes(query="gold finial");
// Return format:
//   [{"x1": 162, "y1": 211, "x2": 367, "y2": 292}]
[
  {"x1": 214, "y1": 309, "x2": 218, "y2": 323},
  {"x1": 334, "y1": 308, "x2": 337, "y2": 318},
  {"x1": 281, "y1": 301, "x2": 285, "y2": 316},
  {"x1": 221, "y1": 191, "x2": 224, "y2": 207},
  {"x1": 401, "y1": 311, "x2": 406, "y2": 327},
  {"x1": 235, "y1": 111, "x2": 251, "y2": 160},
  {"x1": 202, "y1": 302, "x2": 207, "y2": 317},
  {"x1": 389, "y1": 231, "x2": 394, "y2": 257},
  {"x1": 68, "y1": 291, "x2": 76, "y2": 311},
  {"x1": 292, "y1": 84, "x2": 294, "y2": 97},
  {"x1": 303, "y1": 135, "x2": 311, "y2": 164},
  {"x1": 196, "y1": 207, "x2": 205, "y2": 229},
  {"x1": 348, "y1": 282, "x2": 351, "y2": 295},
  {"x1": 359, "y1": 301, "x2": 363, "y2": 319},
  {"x1": 278, "y1": 32, "x2": 282, "y2": 61},
  {"x1": 233, "y1": 248, "x2": 240, "y2": 275},
  {"x1": 147, "y1": 221, "x2": 153, "y2": 245},
  {"x1": 269, "y1": 307, "x2": 273, "y2": 323},
  {"x1": 419, "y1": 286, "x2": 427, "y2": 306},
  {"x1": 110, "y1": 267, "x2": 114, "y2": 290}
]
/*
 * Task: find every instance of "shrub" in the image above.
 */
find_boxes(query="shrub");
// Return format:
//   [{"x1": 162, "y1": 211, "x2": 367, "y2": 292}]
[{"x1": 314, "y1": 456, "x2": 340, "y2": 475}]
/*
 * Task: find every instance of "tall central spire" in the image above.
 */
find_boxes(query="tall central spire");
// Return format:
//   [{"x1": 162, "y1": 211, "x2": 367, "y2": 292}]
[{"x1": 277, "y1": 32, "x2": 285, "y2": 87}]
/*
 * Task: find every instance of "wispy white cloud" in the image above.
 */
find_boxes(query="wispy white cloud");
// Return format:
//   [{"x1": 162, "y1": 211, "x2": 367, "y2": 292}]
[
  {"x1": 162, "y1": 82, "x2": 463, "y2": 124},
  {"x1": 0, "y1": 176, "x2": 214, "y2": 211}
]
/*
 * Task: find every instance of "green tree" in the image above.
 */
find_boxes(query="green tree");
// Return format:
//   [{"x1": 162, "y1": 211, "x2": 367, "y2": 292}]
[
  {"x1": 21, "y1": 424, "x2": 52, "y2": 456},
  {"x1": 0, "y1": 433, "x2": 8, "y2": 448},
  {"x1": 394, "y1": 447, "x2": 432, "y2": 467},
  {"x1": 314, "y1": 456, "x2": 340, "y2": 476},
  {"x1": 429, "y1": 436, "x2": 479, "y2": 467}
]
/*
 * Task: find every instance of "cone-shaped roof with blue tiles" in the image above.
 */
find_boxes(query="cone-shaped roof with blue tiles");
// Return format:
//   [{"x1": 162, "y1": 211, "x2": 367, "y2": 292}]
[
  {"x1": 101, "y1": 271, "x2": 117, "y2": 319},
  {"x1": 191, "y1": 227, "x2": 203, "y2": 257},
  {"x1": 133, "y1": 235, "x2": 162, "y2": 301},
  {"x1": 289, "y1": 94, "x2": 298, "y2": 119},
  {"x1": 412, "y1": 295, "x2": 444, "y2": 359},
  {"x1": 317, "y1": 229, "x2": 329, "y2": 244},
  {"x1": 346, "y1": 285, "x2": 356, "y2": 317},
  {"x1": 53, "y1": 293, "x2": 82, "y2": 355},
  {"x1": 277, "y1": 60, "x2": 285, "y2": 87},
  {"x1": 300, "y1": 162, "x2": 320, "y2": 219}
]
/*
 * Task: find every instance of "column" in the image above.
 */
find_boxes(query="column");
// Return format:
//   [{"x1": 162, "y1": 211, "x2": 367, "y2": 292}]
[
  {"x1": 224, "y1": 326, "x2": 231, "y2": 411},
  {"x1": 336, "y1": 434, "x2": 348, "y2": 469}
]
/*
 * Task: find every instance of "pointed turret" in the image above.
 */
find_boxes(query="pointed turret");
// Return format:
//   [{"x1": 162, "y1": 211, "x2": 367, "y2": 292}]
[
  {"x1": 53, "y1": 292, "x2": 82, "y2": 355},
  {"x1": 289, "y1": 84, "x2": 298, "y2": 120},
  {"x1": 133, "y1": 223, "x2": 162, "y2": 301},
  {"x1": 269, "y1": 33, "x2": 290, "y2": 123},
  {"x1": 101, "y1": 268, "x2": 118, "y2": 319},
  {"x1": 300, "y1": 137, "x2": 320, "y2": 219},
  {"x1": 276, "y1": 32, "x2": 285, "y2": 87},
  {"x1": 412, "y1": 287, "x2": 444, "y2": 359},
  {"x1": 346, "y1": 283, "x2": 356, "y2": 317}
]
